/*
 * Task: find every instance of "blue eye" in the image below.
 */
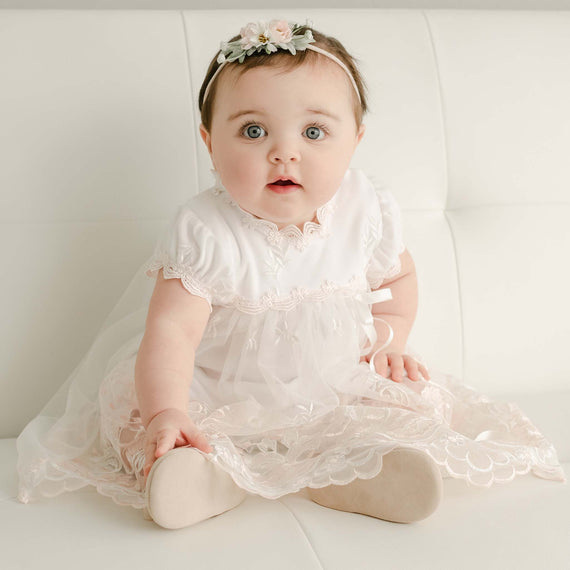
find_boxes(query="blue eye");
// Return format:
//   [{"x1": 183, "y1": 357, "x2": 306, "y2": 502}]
[
  {"x1": 243, "y1": 124, "x2": 266, "y2": 139},
  {"x1": 305, "y1": 126, "x2": 325, "y2": 140}
]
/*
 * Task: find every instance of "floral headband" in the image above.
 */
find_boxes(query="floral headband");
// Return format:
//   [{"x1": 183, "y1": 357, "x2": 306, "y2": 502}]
[{"x1": 202, "y1": 20, "x2": 361, "y2": 105}]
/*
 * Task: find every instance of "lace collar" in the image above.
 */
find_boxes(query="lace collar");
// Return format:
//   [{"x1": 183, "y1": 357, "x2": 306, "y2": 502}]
[{"x1": 210, "y1": 175, "x2": 337, "y2": 251}]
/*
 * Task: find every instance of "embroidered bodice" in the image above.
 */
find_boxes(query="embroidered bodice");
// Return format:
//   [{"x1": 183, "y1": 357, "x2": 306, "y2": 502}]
[{"x1": 144, "y1": 168, "x2": 406, "y2": 314}]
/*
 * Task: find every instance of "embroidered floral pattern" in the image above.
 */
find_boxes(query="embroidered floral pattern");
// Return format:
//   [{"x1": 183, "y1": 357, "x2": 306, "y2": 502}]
[
  {"x1": 225, "y1": 276, "x2": 368, "y2": 314},
  {"x1": 211, "y1": 184, "x2": 337, "y2": 251},
  {"x1": 146, "y1": 250, "x2": 371, "y2": 315},
  {"x1": 263, "y1": 247, "x2": 290, "y2": 279},
  {"x1": 366, "y1": 188, "x2": 406, "y2": 288},
  {"x1": 275, "y1": 319, "x2": 300, "y2": 344}
]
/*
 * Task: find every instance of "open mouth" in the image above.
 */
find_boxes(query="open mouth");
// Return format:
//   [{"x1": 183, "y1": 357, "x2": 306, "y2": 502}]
[{"x1": 267, "y1": 178, "x2": 302, "y2": 193}]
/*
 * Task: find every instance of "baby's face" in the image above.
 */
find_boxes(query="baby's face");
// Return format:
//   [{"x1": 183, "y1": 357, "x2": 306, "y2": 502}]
[{"x1": 200, "y1": 59, "x2": 365, "y2": 230}]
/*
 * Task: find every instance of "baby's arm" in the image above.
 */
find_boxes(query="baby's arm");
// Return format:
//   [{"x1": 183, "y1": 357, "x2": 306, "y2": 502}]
[
  {"x1": 364, "y1": 249, "x2": 429, "y2": 382},
  {"x1": 135, "y1": 269, "x2": 211, "y2": 475}
]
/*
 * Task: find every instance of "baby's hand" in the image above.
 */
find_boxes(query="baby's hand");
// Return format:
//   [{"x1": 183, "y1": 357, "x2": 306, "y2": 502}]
[
  {"x1": 366, "y1": 351, "x2": 430, "y2": 383},
  {"x1": 143, "y1": 408, "x2": 213, "y2": 480}
]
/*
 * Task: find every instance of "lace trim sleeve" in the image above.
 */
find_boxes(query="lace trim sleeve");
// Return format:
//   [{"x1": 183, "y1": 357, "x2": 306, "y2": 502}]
[
  {"x1": 144, "y1": 206, "x2": 224, "y2": 312},
  {"x1": 366, "y1": 189, "x2": 406, "y2": 289},
  {"x1": 144, "y1": 255, "x2": 213, "y2": 312}
]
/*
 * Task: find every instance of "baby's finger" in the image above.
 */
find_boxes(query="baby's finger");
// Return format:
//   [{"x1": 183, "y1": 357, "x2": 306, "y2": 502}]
[
  {"x1": 155, "y1": 430, "x2": 176, "y2": 458},
  {"x1": 418, "y1": 363, "x2": 430, "y2": 380},
  {"x1": 388, "y1": 354, "x2": 404, "y2": 382},
  {"x1": 174, "y1": 435, "x2": 187, "y2": 447},
  {"x1": 371, "y1": 351, "x2": 388, "y2": 377},
  {"x1": 402, "y1": 355, "x2": 420, "y2": 381},
  {"x1": 143, "y1": 440, "x2": 157, "y2": 478},
  {"x1": 181, "y1": 424, "x2": 214, "y2": 454}
]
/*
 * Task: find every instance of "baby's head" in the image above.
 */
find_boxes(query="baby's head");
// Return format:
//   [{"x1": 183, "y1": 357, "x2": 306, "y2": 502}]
[
  {"x1": 199, "y1": 23, "x2": 368, "y2": 132},
  {"x1": 198, "y1": 21, "x2": 369, "y2": 230}
]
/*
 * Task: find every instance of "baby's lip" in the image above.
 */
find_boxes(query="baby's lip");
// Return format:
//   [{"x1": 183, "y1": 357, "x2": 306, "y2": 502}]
[{"x1": 269, "y1": 176, "x2": 301, "y2": 186}]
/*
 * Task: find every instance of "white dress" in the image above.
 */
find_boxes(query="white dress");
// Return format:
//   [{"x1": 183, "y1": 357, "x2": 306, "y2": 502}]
[{"x1": 16, "y1": 169, "x2": 566, "y2": 509}]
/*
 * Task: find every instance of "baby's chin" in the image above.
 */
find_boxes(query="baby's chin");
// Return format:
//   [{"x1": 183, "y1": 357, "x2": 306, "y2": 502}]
[
  {"x1": 242, "y1": 206, "x2": 316, "y2": 229},
  {"x1": 269, "y1": 212, "x2": 319, "y2": 230}
]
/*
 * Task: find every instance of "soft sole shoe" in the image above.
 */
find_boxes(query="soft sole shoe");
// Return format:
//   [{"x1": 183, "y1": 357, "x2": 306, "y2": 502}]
[
  {"x1": 307, "y1": 447, "x2": 443, "y2": 523},
  {"x1": 145, "y1": 446, "x2": 247, "y2": 529}
]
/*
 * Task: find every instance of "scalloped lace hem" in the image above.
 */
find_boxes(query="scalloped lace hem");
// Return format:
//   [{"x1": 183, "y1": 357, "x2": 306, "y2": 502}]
[{"x1": 18, "y1": 368, "x2": 567, "y2": 508}]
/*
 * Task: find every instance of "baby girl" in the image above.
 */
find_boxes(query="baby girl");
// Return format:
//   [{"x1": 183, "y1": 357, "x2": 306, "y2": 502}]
[{"x1": 17, "y1": 19, "x2": 566, "y2": 530}]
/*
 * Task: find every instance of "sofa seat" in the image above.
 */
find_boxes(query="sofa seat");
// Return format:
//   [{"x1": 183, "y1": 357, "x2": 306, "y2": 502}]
[{"x1": 2, "y1": 435, "x2": 569, "y2": 569}]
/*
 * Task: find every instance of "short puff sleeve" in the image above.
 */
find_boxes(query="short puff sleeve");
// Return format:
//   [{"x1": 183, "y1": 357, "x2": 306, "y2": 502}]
[
  {"x1": 366, "y1": 189, "x2": 406, "y2": 289},
  {"x1": 144, "y1": 205, "x2": 231, "y2": 312}
]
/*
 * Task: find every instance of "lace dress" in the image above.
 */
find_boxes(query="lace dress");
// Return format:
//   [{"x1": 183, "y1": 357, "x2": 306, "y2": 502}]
[{"x1": 16, "y1": 169, "x2": 566, "y2": 509}]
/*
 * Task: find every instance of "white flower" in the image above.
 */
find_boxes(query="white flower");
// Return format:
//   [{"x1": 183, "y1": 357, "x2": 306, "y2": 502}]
[
  {"x1": 268, "y1": 20, "x2": 292, "y2": 44},
  {"x1": 217, "y1": 20, "x2": 315, "y2": 64},
  {"x1": 240, "y1": 21, "x2": 271, "y2": 50}
]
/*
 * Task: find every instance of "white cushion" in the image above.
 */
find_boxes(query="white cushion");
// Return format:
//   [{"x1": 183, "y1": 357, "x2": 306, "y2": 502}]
[{"x1": 1, "y1": 439, "x2": 569, "y2": 568}]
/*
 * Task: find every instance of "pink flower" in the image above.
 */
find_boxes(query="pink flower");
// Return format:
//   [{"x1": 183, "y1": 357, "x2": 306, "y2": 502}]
[{"x1": 268, "y1": 20, "x2": 292, "y2": 44}]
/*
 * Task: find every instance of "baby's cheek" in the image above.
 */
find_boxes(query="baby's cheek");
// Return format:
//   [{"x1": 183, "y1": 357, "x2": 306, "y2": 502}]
[
  {"x1": 217, "y1": 166, "x2": 244, "y2": 194},
  {"x1": 225, "y1": 174, "x2": 255, "y2": 203},
  {"x1": 314, "y1": 172, "x2": 346, "y2": 203},
  {"x1": 223, "y1": 152, "x2": 260, "y2": 187}
]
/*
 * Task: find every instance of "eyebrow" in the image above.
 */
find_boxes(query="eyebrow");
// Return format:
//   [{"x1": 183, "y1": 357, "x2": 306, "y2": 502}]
[
  {"x1": 227, "y1": 110, "x2": 260, "y2": 122},
  {"x1": 307, "y1": 108, "x2": 341, "y2": 121},
  {"x1": 227, "y1": 108, "x2": 341, "y2": 122}
]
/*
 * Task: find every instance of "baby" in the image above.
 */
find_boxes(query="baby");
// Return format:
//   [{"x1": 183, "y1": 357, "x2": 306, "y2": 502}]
[{"x1": 17, "y1": 19, "x2": 566, "y2": 530}]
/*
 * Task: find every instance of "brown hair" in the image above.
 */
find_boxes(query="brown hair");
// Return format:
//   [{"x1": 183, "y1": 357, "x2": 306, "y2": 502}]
[{"x1": 198, "y1": 26, "x2": 368, "y2": 132}]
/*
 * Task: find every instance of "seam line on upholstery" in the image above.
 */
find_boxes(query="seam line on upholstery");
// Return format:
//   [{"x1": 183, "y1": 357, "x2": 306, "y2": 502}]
[
  {"x1": 423, "y1": 11, "x2": 465, "y2": 377},
  {"x1": 440, "y1": 201, "x2": 570, "y2": 211},
  {"x1": 278, "y1": 499, "x2": 325, "y2": 570},
  {"x1": 443, "y1": 210, "x2": 466, "y2": 379},
  {"x1": 0, "y1": 218, "x2": 173, "y2": 226},
  {"x1": 180, "y1": 11, "x2": 201, "y2": 193},
  {"x1": 422, "y1": 10, "x2": 450, "y2": 208}
]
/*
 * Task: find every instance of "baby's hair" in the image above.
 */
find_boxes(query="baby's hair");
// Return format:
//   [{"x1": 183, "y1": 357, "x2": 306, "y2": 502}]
[{"x1": 198, "y1": 25, "x2": 369, "y2": 132}]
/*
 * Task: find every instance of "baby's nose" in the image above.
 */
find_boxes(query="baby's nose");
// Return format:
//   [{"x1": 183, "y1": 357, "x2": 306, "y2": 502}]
[{"x1": 268, "y1": 143, "x2": 300, "y2": 164}]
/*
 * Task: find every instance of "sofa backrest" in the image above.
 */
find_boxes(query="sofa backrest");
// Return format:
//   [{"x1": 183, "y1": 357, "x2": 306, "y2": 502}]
[{"x1": 1, "y1": 9, "x2": 569, "y2": 438}]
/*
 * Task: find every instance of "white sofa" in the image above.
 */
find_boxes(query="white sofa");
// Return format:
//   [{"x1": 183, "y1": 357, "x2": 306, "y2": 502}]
[{"x1": 1, "y1": 8, "x2": 569, "y2": 569}]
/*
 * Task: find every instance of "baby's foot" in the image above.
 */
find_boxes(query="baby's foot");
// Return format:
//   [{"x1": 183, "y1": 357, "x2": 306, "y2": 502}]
[
  {"x1": 307, "y1": 447, "x2": 443, "y2": 523},
  {"x1": 145, "y1": 446, "x2": 247, "y2": 529}
]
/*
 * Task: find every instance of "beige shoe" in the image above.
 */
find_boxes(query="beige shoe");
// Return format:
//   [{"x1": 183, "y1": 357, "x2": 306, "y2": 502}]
[
  {"x1": 145, "y1": 446, "x2": 247, "y2": 530},
  {"x1": 307, "y1": 447, "x2": 443, "y2": 523}
]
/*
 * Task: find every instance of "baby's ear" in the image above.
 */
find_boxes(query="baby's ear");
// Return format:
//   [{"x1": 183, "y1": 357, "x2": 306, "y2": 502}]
[
  {"x1": 199, "y1": 124, "x2": 213, "y2": 154},
  {"x1": 356, "y1": 123, "x2": 366, "y2": 145}
]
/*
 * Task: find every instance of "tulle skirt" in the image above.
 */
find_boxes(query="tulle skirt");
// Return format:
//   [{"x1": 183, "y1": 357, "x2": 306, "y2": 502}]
[{"x1": 16, "y1": 265, "x2": 567, "y2": 509}]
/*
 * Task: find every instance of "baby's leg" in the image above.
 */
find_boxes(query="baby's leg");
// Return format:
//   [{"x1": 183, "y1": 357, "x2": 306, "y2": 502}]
[
  {"x1": 307, "y1": 448, "x2": 443, "y2": 523},
  {"x1": 145, "y1": 446, "x2": 247, "y2": 530}
]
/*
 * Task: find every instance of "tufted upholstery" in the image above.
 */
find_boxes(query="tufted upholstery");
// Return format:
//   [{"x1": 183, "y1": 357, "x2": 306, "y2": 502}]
[{"x1": 1, "y1": 9, "x2": 569, "y2": 569}]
